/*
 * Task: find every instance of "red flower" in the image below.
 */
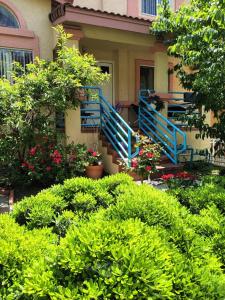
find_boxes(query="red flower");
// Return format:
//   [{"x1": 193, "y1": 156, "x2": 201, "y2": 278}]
[
  {"x1": 147, "y1": 152, "x2": 154, "y2": 159},
  {"x1": 29, "y1": 147, "x2": 37, "y2": 156},
  {"x1": 46, "y1": 166, "x2": 52, "y2": 172},
  {"x1": 51, "y1": 150, "x2": 62, "y2": 164},
  {"x1": 53, "y1": 158, "x2": 62, "y2": 165},
  {"x1": 145, "y1": 166, "x2": 152, "y2": 172},
  {"x1": 161, "y1": 174, "x2": 175, "y2": 181},
  {"x1": 139, "y1": 149, "x2": 144, "y2": 156},
  {"x1": 131, "y1": 158, "x2": 138, "y2": 168},
  {"x1": 28, "y1": 164, "x2": 35, "y2": 171},
  {"x1": 92, "y1": 151, "x2": 97, "y2": 157},
  {"x1": 88, "y1": 148, "x2": 94, "y2": 153},
  {"x1": 21, "y1": 162, "x2": 28, "y2": 168}
]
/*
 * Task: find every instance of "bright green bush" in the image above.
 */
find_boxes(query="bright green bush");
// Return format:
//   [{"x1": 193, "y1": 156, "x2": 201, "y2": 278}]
[
  {"x1": 12, "y1": 190, "x2": 67, "y2": 229},
  {"x1": 0, "y1": 214, "x2": 57, "y2": 298},
  {"x1": 53, "y1": 210, "x2": 78, "y2": 237},
  {"x1": 3, "y1": 174, "x2": 225, "y2": 298},
  {"x1": 175, "y1": 184, "x2": 225, "y2": 214}
]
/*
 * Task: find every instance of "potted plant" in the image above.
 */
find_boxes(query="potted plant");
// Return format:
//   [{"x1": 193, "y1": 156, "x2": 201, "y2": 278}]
[
  {"x1": 122, "y1": 133, "x2": 161, "y2": 183},
  {"x1": 85, "y1": 148, "x2": 104, "y2": 179}
]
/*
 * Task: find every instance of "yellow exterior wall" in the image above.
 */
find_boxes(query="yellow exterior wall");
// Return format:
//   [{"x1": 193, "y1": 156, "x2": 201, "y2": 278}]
[{"x1": 10, "y1": 0, "x2": 53, "y2": 60}]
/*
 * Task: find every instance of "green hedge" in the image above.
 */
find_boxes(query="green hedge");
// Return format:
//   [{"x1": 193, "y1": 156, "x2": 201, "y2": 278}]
[{"x1": 1, "y1": 174, "x2": 225, "y2": 298}]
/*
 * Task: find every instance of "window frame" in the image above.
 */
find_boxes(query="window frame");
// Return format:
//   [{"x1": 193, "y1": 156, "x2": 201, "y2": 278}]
[
  {"x1": 0, "y1": 3, "x2": 20, "y2": 28},
  {"x1": 0, "y1": 47, "x2": 33, "y2": 80}
]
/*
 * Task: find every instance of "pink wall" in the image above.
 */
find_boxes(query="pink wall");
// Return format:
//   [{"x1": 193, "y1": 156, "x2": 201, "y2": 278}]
[{"x1": 127, "y1": 0, "x2": 139, "y2": 17}]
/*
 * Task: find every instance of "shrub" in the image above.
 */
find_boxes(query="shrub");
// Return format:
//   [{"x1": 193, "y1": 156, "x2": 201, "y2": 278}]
[
  {"x1": 4, "y1": 174, "x2": 225, "y2": 298},
  {"x1": 54, "y1": 210, "x2": 78, "y2": 237},
  {"x1": 0, "y1": 214, "x2": 57, "y2": 298},
  {"x1": 12, "y1": 190, "x2": 67, "y2": 229},
  {"x1": 175, "y1": 184, "x2": 225, "y2": 214}
]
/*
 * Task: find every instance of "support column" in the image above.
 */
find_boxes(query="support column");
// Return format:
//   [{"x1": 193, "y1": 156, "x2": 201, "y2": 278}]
[
  {"x1": 118, "y1": 48, "x2": 129, "y2": 102},
  {"x1": 154, "y1": 50, "x2": 169, "y2": 118},
  {"x1": 117, "y1": 48, "x2": 130, "y2": 122}
]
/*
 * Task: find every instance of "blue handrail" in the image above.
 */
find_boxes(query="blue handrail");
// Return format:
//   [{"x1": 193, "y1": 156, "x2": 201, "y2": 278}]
[
  {"x1": 81, "y1": 87, "x2": 139, "y2": 166},
  {"x1": 139, "y1": 91, "x2": 187, "y2": 164}
]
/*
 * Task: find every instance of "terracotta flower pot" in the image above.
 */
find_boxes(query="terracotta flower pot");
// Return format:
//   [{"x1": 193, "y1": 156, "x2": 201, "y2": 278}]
[{"x1": 86, "y1": 165, "x2": 104, "y2": 179}]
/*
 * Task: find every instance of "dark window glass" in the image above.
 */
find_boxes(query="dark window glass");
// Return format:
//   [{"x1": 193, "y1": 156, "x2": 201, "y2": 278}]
[
  {"x1": 140, "y1": 66, "x2": 154, "y2": 90},
  {"x1": 100, "y1": 66, "x2": 110, "y2": 74},
  {"x1": 0, "y1": 48, "x2": 33, "y2": 80},
  {"x1": 0, "y1": 5, "x2": 19, "y2": 28},
  {"x1": 141, "y1": 0, "x2": 162, "y2": 16}
]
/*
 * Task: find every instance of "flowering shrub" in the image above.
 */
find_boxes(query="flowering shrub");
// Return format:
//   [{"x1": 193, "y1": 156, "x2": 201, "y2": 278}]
[
  {"x1": 21, "y1": 141, "x2": 65, "y2": 184},
  {"x1": 86, "y1": 148, "x2": 102, "y2": 166},
  {"x1": 161, "y1": 171, "x2": 197, "y2": 189},
  {"x1": 20, "y1": 141, "x2": 102, "y2": 184},
  {"x1": 124, "y1": 133, "x2": 161, "y2": 181}
]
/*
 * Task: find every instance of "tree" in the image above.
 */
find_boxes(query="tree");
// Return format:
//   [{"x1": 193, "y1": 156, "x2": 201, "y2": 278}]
[
  {"x1": 152, "y1": 0, "x2": 225, "y2": 151},
  {"x1": 0, "y1": 26, "x2": 108, "y2": 186}
]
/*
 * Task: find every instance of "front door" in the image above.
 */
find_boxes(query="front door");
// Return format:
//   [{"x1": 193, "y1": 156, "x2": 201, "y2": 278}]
[{"x1": 98, "y1": 62, "x2": 114, "y2": 105}]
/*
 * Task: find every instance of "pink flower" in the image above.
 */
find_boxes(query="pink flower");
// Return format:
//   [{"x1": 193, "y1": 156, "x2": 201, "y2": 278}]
[
  {"x1": 92, "y1": 151, "x2": 97, "y2": 157},
  {"x1": 88, "y1": 148, "x2": 94, "y2": 153},
  {"x1": 131, "y1": 158, "x2": 138, "y2": 168},
  {"x1": 147, "y1": 153, "x2": 154, "y2": 159},
  {"x1": 46, "y1": 166, "x2": 52, "y2": 172},
  {"x1": 139, "y1": 149, "x2": 144, "y2": 156},
  {"x1": 29, "y1": 147, "x2": 37, "y2": 156},
  {"x1": 145, "y1": 166, "x2": 152, "y2": 172}
]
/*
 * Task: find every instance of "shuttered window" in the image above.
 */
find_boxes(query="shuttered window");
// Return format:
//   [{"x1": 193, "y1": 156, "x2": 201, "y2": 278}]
[
  {"x1": 0, "y1": 48, "x2": 33, "y2": 80},
  {"x1": 141, "y1": 0, "x2": 162, "y2": 16}
]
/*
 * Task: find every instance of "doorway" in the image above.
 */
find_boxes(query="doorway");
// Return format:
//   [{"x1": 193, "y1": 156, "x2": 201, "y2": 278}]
[
  {"x1": 140, "y1": 66, "x2": 154, "y2": 91},
  {"x1": 98, "y1": 62, "x2": 114, "y2": 105}
]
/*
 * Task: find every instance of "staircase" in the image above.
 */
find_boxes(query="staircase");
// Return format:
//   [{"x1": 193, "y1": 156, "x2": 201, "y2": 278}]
[{"x1": 81, "y1": 87, "x2": 187, "y2": 178}]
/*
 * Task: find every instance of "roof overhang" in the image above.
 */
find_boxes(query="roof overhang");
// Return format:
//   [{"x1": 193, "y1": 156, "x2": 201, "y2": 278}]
[{"x1": 50, "y1": 4, "x2": 151, "y2": 35}]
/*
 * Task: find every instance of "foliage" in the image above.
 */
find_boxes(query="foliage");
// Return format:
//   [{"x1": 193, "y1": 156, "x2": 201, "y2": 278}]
[
  {"x1": 2, "y1": 174, "x2": 225, "y2": 297},
  {"x1": 0, "y1": 214, "x2": 57, "y2": 297},
  {"x1": 152, "y1": 0, "x2": 225, "y2": 147},
  {"x1": 12, "y1": 190, "x2": 67, "y2": 229},
  {"x1": 172, "y1": 183, "x2": 225, "y2": 214},
  {"x1": 86, "y1": 148, "x2": 102, "y2": 166},
  {"x1": 66, "y1": 143, "x2": 88, "y2": 176},
  {"x1": 0, "y1": 25, "x2": 108, "y2": 187},
  {"x1": 123, "y1": 133, "x2": 161, "y2": 181},
  {"x1": 161, "y1": 171, "x2": 198, "y2": 188}
]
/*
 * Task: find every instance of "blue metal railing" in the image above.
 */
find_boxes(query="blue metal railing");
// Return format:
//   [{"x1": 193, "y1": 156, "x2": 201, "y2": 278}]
[
  {"x1": 139, "y1": 91, "x2": 187, "y2": 164},
  {"x1": 167, "y1": 91, "x2": 199, "y2": 126},
  {"x1": 80, "y1": 87, "x2": 139, "y2": 166}
]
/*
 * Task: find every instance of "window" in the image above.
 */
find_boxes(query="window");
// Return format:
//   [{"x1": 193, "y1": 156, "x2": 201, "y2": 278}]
[
  {"x1": 0, "y1": 48, "x2": 33, "y2": 79},
  {"x1": 140, "y1": 66, "x2": 154, "y2": 90},
  {"x1": 0, "y1": 5, "x2": 19, "y2": 28},
  {"x1": 141, "y1": 0, "x2": 162, "y2": 16}
]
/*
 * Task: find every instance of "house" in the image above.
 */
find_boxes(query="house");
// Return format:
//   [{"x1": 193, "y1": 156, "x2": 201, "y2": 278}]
[{"x1": 0, "y1": 0, "x2": 212, "y2": 173}]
